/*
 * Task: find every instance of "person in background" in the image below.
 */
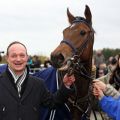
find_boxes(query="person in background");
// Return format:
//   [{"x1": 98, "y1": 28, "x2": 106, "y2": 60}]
[
  {"x1": 109, "y1": 54, "x2": 120, "y2": 90},
  {"x1": 96, "y1": 63, "x2": 108, "y2": 78},
  {"x1": 98, "y1": 69, "x2": 106, "y2": 78},
  {"x1": 93, "y1": 80, "x2": 120, "y2": 99},
  {"x1": 92, "y1": 57, "x2": 120, "y2": 120},
  {"x1": 94, "y1": 54, "x2": 119, "y2": 85},
  {"x1": 92, "y1": 54, "x2": 120, "y2": 120},
  {"x1": 94, "y1": 50, "x2": 105, "y2": 69},
  {"x1": 107, "y1": 56, "x2": 117, "y2": 70},
  {"x1": 0, "y1": 41, "x2": 75, "y2": 120},
  {"x1": 93, "y1": 80, "x2": 120, "y2": 120},
  {"x1": 44, "y1": 58, "x2": 52, "y2": 68},
  {"x1": 27, "y1": 55, "x2": 33, "y2": 67},
  {"x1": 32, "y1": 55, "x2": 41, "y2": 68}
]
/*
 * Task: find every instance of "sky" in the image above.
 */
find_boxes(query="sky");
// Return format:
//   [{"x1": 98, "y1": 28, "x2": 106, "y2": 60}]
[{"x1": 0, "y1": 0, "x2": 120, "y2": 57}]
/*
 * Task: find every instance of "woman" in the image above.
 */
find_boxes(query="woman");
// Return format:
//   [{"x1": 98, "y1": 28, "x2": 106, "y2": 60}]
[
  {"x1": 93, "y1": 82, "x2": 120, "y2": 120},
  {"x1": 109, "y1": 54, "x2": 120, "y2": 90}
]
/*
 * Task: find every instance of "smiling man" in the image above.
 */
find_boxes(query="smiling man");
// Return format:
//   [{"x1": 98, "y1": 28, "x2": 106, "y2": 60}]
[{"x1": 0, "y1": 41, "x2": 75, "y2": 120}]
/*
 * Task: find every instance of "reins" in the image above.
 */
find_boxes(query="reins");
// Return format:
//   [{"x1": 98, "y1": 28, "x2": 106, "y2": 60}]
[
  {"x1": 59, "y1": 18, "x2": 104, "y2": 120},
  {"x1": 65, "y1": 55, "x2": 104, "y2": 120}
]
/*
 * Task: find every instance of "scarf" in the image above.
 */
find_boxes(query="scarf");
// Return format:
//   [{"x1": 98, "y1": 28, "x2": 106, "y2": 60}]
[{"x1": 8, "y1": 67, "x2": 27, "y2": 97}]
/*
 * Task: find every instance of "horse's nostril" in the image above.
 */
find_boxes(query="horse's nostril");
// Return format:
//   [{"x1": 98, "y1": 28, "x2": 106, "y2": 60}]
[
  {"x1": 57, "y1": 53, "x2": 64, "y2": 62},
  {"x1": 50, "y1": 55, "x2": 56, "y2": 63},
  {"x1": 50, "y1": 53, "x2": 64, "y2": 68}
]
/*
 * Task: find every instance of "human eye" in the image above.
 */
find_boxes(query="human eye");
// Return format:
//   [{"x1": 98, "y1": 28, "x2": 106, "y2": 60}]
[
  {"x1": 11, "y1": 54, "x2": 17, "y2": 58},
  {"x1": 20, "y1": 54, "x2": 25, "y2": 58}
]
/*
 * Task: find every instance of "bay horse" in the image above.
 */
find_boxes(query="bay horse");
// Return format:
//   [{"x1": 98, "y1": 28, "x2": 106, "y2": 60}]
[{"x1": 51, "y1": 5, "x2": 95, "y2": 120}]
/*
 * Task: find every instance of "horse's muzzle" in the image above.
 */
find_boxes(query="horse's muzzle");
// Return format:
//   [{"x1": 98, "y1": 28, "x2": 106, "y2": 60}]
[{"x1": 50, "y1": 53, "x2": 65, "y2": 68}]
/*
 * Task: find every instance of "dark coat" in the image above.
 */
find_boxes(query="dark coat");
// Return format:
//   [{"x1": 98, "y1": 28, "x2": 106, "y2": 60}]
[
  {"x1": 33, "y1": 66, "x2": 72, "y2": 120},
  {"x1": 0, "y1": 68, "x2": 73, "y2": 120}
]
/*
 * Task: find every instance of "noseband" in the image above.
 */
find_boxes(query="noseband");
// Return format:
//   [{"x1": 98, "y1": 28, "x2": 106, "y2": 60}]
[
  {"x1": 60, "y1": 18, "x2": 97, "y2": 120},
  {"x1": 61, "y1": 40, "x2": 77, "y2": 54}
]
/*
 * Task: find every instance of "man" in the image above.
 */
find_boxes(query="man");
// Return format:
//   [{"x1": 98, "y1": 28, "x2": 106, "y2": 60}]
[{"x1": 0, "y1": 41, "x2": 75, "y2": 120}]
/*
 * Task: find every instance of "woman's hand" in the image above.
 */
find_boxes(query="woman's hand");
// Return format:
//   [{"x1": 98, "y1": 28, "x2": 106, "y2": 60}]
[
  {"x1": 93, "y1": 79, "x2": 107, "y2": 92},
  {"x1": 93, "y1": 83, "x2": 105, "y2": 99}
]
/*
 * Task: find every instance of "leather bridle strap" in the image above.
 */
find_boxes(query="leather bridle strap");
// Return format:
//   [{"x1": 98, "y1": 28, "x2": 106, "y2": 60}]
[
  {"x1": 77, "y1": 32, "x2": 93, "y2": 56},
  {"x1": 61, "y1": 31, "x2": 93, "y2": 57},
  {"x1": 61, "y1": 39, "x2": 77, "y2": 55}
]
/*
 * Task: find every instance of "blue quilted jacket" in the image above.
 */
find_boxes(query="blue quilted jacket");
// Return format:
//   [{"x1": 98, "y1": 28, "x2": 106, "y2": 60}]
[{"x1": 99, "y1": 96, "x2": 120, "y2": 120}]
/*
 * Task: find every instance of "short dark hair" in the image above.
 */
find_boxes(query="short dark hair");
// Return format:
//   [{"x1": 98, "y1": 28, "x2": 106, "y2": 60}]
[
  {"x1": 7, "y1": 41, "x2": 28, "y2": 55},
  {"x1": 111, "y1": 57, "x2": 117, "y2": 65}
]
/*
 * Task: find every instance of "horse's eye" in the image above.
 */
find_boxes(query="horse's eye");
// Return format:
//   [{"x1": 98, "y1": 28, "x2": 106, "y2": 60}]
[{"x1": 80, "y1": 30, "x2": 86, "y2": 36}]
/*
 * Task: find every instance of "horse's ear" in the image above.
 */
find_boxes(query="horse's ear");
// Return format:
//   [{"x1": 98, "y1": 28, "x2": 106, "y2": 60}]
[
  {"x1": 67, "y1": 8, "x2": 76, "y2": 24},
  {"x1": 84, "y1": 5, "x2": 92, "y2": 25}
]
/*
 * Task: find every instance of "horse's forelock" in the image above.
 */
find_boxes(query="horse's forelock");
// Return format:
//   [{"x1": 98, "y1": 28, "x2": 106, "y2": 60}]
[{"x1": 72, "y1": 17, "x2": 92, "y2": 27}]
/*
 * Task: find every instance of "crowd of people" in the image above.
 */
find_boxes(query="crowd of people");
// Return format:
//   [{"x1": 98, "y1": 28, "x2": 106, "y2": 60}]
[
  {"x1": 0, "y1": 42, "x2": 120, "y2": 120},
  {"x1": 93, "y1": 50, "x2": 120, "y2": 120},
  {"x1": 27, "y1": 55, "x2": 52, "y2": 74}
]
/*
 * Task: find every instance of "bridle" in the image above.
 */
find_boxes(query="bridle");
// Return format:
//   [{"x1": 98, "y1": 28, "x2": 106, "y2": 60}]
[
  {"x1": 61, "y1": 17, "x2": 94, "y2": 56},
  {"x1": 60, "y1": 17, "x2": 94, "y2": 82},
  {"x1": 58, "y1": 55, "x2": 95, "y2": 120},
  {"x1": 59, "y1": 18, "x2": 104, "y2": 120}
]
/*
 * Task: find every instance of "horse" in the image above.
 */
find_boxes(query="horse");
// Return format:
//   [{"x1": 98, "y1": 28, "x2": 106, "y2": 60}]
[{"x1": 50, "y1": 5, "x2": 95, "y2": 120}]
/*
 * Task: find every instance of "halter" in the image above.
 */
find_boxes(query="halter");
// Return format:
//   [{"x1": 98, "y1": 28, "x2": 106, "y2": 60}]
[
  {"x1": 60, "y1": 18, "x2": 103, "y2": 120},
  {"x1": 60, "y1": 17, "x2": 94, "y2": 56},
  {"x1": 61, "y1": 40, "x2": 77, "y2": 55}
]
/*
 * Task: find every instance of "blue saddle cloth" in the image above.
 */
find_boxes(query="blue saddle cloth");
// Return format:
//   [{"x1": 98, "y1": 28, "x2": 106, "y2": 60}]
[
  {"x1": 0, "y1": 64, "x2": 7, "y2": 74},
  {"x1": 33, "y1": 66, "x2": 71, "y2": 120}
]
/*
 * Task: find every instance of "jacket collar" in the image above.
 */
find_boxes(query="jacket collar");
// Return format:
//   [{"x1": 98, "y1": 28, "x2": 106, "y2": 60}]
[{"x1": 0, "y1": 65, "x2": 34, "y2": 101}]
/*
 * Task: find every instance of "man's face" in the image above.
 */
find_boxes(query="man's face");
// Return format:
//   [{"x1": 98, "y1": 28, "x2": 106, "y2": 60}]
[
  {"x1": 98, "y1": 69, "x2": 104, "y2": 77},
  {"x1": 6, "y1": 43, "x2": 28, "y2": 75}
]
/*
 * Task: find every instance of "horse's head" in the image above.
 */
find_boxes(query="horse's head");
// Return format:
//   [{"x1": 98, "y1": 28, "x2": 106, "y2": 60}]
[
  {"x1": 51, "y1": 5, "x2": 94, "y2": 69},
  {"x1": 51, "y1": 6, "x2": 95, "y2": 119}
]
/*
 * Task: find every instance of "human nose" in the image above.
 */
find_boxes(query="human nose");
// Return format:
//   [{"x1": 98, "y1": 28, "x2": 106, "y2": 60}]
[{"x1": 16, "y1": 56, "x2": 21, "y2": 61}]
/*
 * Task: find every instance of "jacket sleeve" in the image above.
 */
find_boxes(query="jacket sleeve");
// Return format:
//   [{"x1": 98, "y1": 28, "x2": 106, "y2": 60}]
[
  {"x1": 98, "y1": 69, "x2": 120, "y2": 99},
  {"x1": 39, "y1": 79, "x2": 74, "y2": 109},
  {"x1": 99, "y1": 96, "x2": 119, "y2": 119},
  {"x1": 104, "y1": 84, "x2": 120, "y2": 99},
  {"x1": 98, "y1": 72, "x2": 111, "y2": 84}
]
